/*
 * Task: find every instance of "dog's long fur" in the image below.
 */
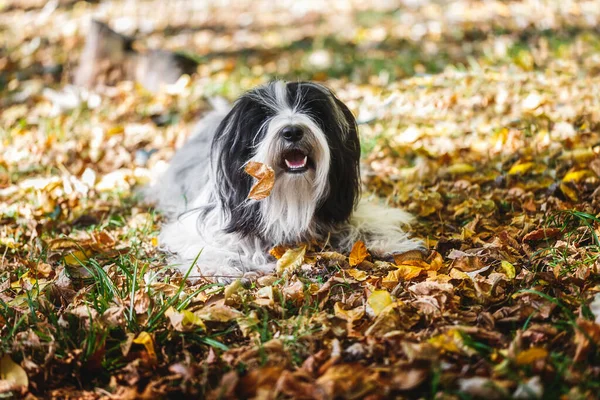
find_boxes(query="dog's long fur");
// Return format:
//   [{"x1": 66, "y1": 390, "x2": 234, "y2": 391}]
[{"x1": 147, "y1": 81, "x2": 423, "y2": 279}]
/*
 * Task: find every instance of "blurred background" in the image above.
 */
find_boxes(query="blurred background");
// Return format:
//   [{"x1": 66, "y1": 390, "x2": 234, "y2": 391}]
[{"x1": 1, "y1": 0, "x2": 600, "y2": 209}]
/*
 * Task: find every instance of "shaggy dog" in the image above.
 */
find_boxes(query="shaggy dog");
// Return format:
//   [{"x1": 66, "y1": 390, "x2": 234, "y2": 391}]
[{"x1": 147, "y1": 81, "x2": 422, "y2": 279}]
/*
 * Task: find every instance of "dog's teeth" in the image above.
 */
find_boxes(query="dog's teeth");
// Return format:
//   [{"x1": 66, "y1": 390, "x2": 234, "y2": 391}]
[{"x1": 285, "y1": 156, "x2": 308, "y2": 170}]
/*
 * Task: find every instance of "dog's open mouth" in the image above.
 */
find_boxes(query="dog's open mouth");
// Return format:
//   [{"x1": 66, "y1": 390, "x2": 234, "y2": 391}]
[{"x1": 282, "y1": 149, "x2": 312, "y2": 173}]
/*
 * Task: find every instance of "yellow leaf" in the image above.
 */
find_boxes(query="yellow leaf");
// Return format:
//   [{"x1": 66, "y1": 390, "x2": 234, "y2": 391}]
[
  {"x1": 562, "y1": 170, "x2": 592, "y2": 183},
  {"x1": 349, "y1": 240, "x2": 368, "y2": 266},
  {"x1": 244, "y1": 161, "x2": 275, "y2": 200},
  {"x1": 508, "y1": 162, "x2": 535, "y2": 175},
  {"x1": 133, "y1": 331, "x2": 156, "y2": 359},
  {"x1": 165, "y1": 307, "x2": 206, "y2": 331},
  {"x1": 428, "y1": 329, "x2": 474, "y2": 355},
  {"x1": 106, "y1": 125, "x2": 124, "y2": 136},
  {"x1": 151, "y1": 237, "x2": 158, "y2": 247},
  {"x1": 196, "y1": 304, "x2": 243, "y2": 322},
  {"x1": 559, "y1": 182, "x2": 578, "y2": 201},
  {"x1": 64, "y1": 249, "x2": 92, "y2": 266},
  {"x1": 0, "y1": 354, "x2": 28, "y2": 388},
  {"x1": 382, "y1": 270, "x2": 400, "y2": 289},
  {"x1": 276, "y1": 246, "x2": 306, "y2": 274},
  {"x1": 428, "y1": 251, "x2": 443, "y2": 271},
  {"x1": 346, "y1": 268, "x2": 368, "y2": 281},
  {"x1": 334, "y1": 302, "x2": 365, "y2": 321},
  {"x1": 368, "y1": 290, "x2": 393, "y2": 316},
  {"x1": 395, "y1": 264, "x2": 424, "y2": 280},
  {"x1": 447, "y1": 163, "x2": 476, "y2": 175},
  {"x1": 500, "y1": 260, "x2": 516, "y2": 279},
  {"x1": 181, "y1": 310, "x2": 206, "y2": 328},
  {"x1": 515, "y1": 347, "x2": 548, "y2": 365}
]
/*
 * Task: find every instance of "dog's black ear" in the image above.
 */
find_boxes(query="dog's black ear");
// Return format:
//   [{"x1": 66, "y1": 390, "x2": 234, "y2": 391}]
[
  {"x1": 316, "y1": 96, "x2": 361, "y2": 224},
  {"x1": 211, "y1": 96, "x2": 270, "y2": 237}
]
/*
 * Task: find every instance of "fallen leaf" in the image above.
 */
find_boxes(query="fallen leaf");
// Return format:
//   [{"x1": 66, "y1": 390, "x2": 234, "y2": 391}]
[
  {"x1": 245, "y1": 161, "x2": 275, "y2": 200},
  {"x1": 515, "y1": 347, "x2": 548, "y2": 365},
  {"x1": 368, "y1": 290, "x2": 393, "y2": 316},
  {"x1": 349, "y1": 241, "x2": 368, "y2": 266},
  {"x1": 132, "y1": 331, "x2": 156, "y2": 360},
  {"x1": 269, "y1": 245, "x2": 288, "y2": 259},
  {"x1": 559, "y1": 182, "x2": 579, "y2": 201},
  {"x1": 0, "y1": 354, "x2": 28, "y2": 389},
  {"x1": 500, "y1": 260, "x2": 516, "y2": 279},
  {"x1": 165, "y1": 307, "x2": 207, "y2": 331},
  {"x1": 562, "y1": 170, "x2": 592, "y2": 182},
  {"x1": 447, "y1": 163, "x2": 476, "y2": 175},
  {"x1": 276, "y1": 246, "x2": 306, "y2": 274},
  {"x1": 346, "y1": 268, "x2": 368, "y2": 281},
  {"x1": 508, "y1": 162, "x2": 535, "y2": 175},
  {"x1": 522, "y1": 228, "x2": 561, "y2": 241},
  {"x1": 395, "y1": 264, "x2": 424, "y2": 280}
]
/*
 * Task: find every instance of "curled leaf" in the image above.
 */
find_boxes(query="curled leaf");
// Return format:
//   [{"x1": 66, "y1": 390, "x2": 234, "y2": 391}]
[
  {"x1": 133, "y1": 331, "x2": 156, "y2": 360},
  {"x1": 276, "y1": 246, "x2": 306, "y2": 274},
  {"x1": 245, "y1": 161, "x2": 275, "y2": 200}
]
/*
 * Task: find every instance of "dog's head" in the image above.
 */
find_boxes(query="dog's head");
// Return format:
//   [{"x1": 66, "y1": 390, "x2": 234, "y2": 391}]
[{"x1": 212, "y1": 81, "x2": 360, "y2": 243}]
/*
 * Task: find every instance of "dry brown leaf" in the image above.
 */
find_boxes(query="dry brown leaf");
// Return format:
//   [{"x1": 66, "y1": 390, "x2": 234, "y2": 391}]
[
  {"x1": 245, "y1": 161, "x2": 275, "y2": 200},
  {"x1": 522, "y1": 228, "x2": 561, "y2": 242}
]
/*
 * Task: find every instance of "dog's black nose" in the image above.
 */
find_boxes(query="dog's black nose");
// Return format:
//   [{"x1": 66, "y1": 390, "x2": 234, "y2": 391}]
[{"x1": 281, "y1": 126, "x2": 303, "y2": 142}]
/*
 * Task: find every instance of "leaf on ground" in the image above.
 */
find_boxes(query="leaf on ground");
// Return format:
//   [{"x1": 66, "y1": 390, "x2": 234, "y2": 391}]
[
  {"x1": 346, "y1": 268, "x2": 368, "y2": 281},
  {"x1": 276, "y1": 246, "x2": 306, "y2": 274},
  {"x1": 508, "y1": 162, "x2": 535, "y2": 175},
  {"x1": 522, "y1": 228, "x2": 561, "y2": 241},
  {"x1": 514, "y1": 347, "x2": 548, "y2": 365},
  {"x1": 562, "y1": 170, "x2": 592, "y2": 182},
  {"x1": 500, "y1": 260, "x2": 516, "y2": 279},
  {"x1": 349, "y1": 240, "x2": 368, "y2": 266},
  {"x1": 244, "y1": 161, "x2": 275, "y2": 200},
  {"x1": 394, "y1": 264, "x2": 424, "y2": 280},
  {"x1": 269, "y1": 245, "x2": 288, "y2": 259},
  {"x1": 0, "y1": 354, "x2": 28, "y2": 389},
  {"x1": 132, "y1": 331, "x2": 156, "y2": 360},
  {"x1": 368, "y1": 290, "x2": 393, "y2": 316},
  {"x1": 165, "y1": 306, "x2": 206, "y2": 331}
]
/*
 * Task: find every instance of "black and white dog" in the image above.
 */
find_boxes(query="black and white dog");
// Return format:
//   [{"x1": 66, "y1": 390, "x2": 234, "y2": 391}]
[{"x1": 148, "y1": 81, "x2": 422, "y2": 279}]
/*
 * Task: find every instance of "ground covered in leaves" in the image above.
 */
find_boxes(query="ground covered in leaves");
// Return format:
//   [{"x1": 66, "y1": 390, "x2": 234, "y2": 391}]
[{"x1": 2, "y1": 0, "x2": 600, "y2": 398}]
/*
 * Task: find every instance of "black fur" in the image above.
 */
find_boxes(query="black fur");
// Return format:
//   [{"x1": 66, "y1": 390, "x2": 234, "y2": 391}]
[{"x1": 211, "y1": 81, "x2": 361, "y2": 239}]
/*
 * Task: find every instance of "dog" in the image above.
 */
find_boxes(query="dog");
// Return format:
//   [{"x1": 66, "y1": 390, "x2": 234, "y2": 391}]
[{"x1": 147, "y1": 81, "x2": 423, "y2": 280}]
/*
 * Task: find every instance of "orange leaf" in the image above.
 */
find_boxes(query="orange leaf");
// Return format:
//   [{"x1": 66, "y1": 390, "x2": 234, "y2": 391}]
[
  {"x1": 515, "y1": 347, "x2": 548, "y2": 365},
  {"x1": 269, "y1": 245, "x2": 288, "y2": 259},
  {"x1": 522, "y1": 228, "x2": 561, "y2": 242},
  {"x1": 349, "y1": 240, "x2": 368, "y2": 266},
  {"x1": 244, "y1": 161, "x2": 275, "y2": 200},
  {"x1": 395, "y1": 264, "x2": 424, "y2": 280}
]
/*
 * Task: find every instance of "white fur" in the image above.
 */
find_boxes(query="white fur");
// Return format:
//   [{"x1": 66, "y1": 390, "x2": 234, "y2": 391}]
[{"x1": 149, "y1": 82, "x2": 423, "y2": 281}]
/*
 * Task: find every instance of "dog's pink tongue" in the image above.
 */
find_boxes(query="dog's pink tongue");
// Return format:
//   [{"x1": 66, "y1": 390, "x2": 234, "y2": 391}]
[{"x1": 285, "y1": 153, "x2": 306, "y2": 167}]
